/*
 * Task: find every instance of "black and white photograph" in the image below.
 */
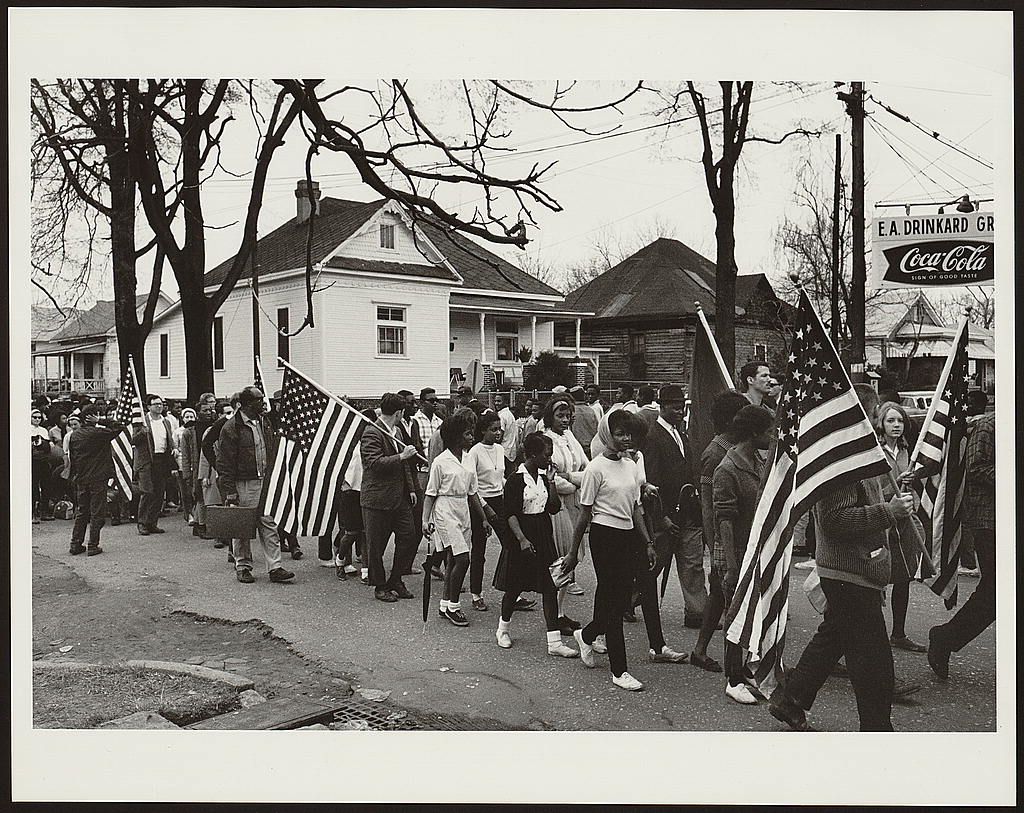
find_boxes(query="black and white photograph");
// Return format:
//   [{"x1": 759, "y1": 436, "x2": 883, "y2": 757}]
[{"x1": 8, "y1": 6, "x2": 1016, "y2": 806}]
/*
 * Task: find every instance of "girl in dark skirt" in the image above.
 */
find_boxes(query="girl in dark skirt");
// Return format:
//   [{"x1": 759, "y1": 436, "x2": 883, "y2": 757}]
[{"x1": 494, "y1": 432, "x2": 579, "y2": 658}]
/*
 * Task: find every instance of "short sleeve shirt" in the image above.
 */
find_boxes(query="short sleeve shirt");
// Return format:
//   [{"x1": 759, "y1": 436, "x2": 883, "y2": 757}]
[
  {"x1": 425, "y1": 449, "x2": 478, "y2": 499},
  {"x1": 579, "y1": 454, "x2": 640, "y2": 530}
]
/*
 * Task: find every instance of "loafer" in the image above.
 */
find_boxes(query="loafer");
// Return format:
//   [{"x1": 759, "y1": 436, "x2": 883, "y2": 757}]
[
  {"x1": 649, "y1": 646, "x2": 688, "y2": 664},
  {"x1": 137, "y1": 525, "x2": 151, "y2": 536},
  {"x1": 514, "y1": 597, "x2": 537, "y2": 611},
  {"x1": 890, "y1": 635, "x2": 927, "y2": 653},
  {"x1": 236, "y1": 570, "x2": 255, "y2": 584},
  {"x1": 290, "y1": 547, "x2": 304, "y2": 560},
  {"x1": 689, "y1": 652, "x2": 723, "y2": 673},
  {"x1": 557, "y1": 614, "x2": 580, "y2": 630},
  {"x1": 927, "y1": 628, "x2": 950, "y2": 680},
  {"x1": 148, "y1": 526, "x2": 166, "y2": 534},
  {"x1": 374, "y1": 588, "x2": 398, "y2": 603},
  {"x1": 769, "y1": 690, "x2": 809, "y2": 731},
  {"x1": 392, "y1": 583, "x2": 415, "y2": 600},
  {"x1": 443, "y1": 607, "x2": 470, "y2": 626},
  {"x1": 472, "y1": 597, "x2": 488, "y2": 612},
  {"x1": 268, "y1": 567, "x2": 295, "y2": 583}
]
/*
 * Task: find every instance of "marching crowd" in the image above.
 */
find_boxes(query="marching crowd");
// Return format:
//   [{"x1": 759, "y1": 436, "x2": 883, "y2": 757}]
[{"x1": 33, "y1": 360, "x2": 996, "y2": 728}]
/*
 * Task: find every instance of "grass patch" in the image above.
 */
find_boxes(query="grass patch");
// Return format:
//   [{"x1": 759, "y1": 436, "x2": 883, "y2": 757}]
[{"x1": 34, "y1": 665, "x2": 241, "y2": 729}]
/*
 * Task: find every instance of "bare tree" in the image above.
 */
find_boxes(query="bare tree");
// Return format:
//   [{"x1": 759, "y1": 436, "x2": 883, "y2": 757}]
[
  {"x1": 936, "y1": 287, "x2": 994, "y2": 330},
  {"x1": 562, "y1": 215, "x2": 680, "y2": 292},
  {"x1": 653, "y1": 82, "x2": 820, "y2": 370},
  {"x1": 30, "y1": 79, "x2": 167, "y2": 393}
]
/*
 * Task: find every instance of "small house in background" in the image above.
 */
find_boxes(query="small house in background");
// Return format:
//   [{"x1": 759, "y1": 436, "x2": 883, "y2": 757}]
[
  {"x1": 31, "y1": 293, "x2": 172, "y2": 399},
  {"x1": 557, "y1": 238, "x2": 793, "y2": 389},
  {"x1": 142, "y1": 181, "x2": 591, "y2": 400},
  {"x1": 866, "y1": 291, "x2": 995, "y2": 394}
]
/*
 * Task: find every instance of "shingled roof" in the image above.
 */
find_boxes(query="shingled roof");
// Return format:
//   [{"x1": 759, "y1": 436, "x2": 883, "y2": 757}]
[
  {"x1": 203, "y1": 196, "x2": 562, "y2": 298},
  {"x1": 50, "y1": 294, "x2": 155, "y2": 342},
  {"x1": 563, "y1": 237, "x2": 770, "y2": 321}
]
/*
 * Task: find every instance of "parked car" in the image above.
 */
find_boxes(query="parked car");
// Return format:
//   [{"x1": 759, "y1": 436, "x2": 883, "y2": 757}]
[{"x1": 899, "y1": 391, "x2": 933, "y2": 420}]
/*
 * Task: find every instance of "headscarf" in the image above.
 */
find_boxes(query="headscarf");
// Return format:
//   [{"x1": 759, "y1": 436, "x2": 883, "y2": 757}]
[{"x1": 181, "y1": 407, "x2": 197, "y2": 426}]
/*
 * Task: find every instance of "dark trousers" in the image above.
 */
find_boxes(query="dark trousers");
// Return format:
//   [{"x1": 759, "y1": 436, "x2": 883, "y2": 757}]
[
  {"x1": 138, "y1": 453, "x2": 171, "y2": 528},
  {"x1": 362, "y1": 501, "x2": 417, "y2": 589},
  {"x1": 786, "y1": 577, "x2": 894, "y2": 731},
  {"x1": 581, "y1": 525, "x2": 636, "y2": 678},
  {"x1": 71, "y1": 481, "x2": 108, "y2": 549},
  {"x1": 470, "y1": 495, "x2": 510, "y2": 596},
  {"x1": 932, "y1": 528, "x2": 995, "y2": 651},
  {"x1": 632, "y1": 545, "x2": 666, "y2": 653}
]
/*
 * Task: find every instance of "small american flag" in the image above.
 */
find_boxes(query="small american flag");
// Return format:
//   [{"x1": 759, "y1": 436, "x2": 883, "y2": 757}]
[
  {"x1": 911, "y1": 318, "x2": 970, "y2": 608},
  {"x1": 260, "y1": 364, "x2": 361, "y2": 536},
  {"x1": 110, "y1": 364, "x2": 144, "y2": 500},
  {"x1": 725, "y1": 290, "x2": 891, "y2": 696}
]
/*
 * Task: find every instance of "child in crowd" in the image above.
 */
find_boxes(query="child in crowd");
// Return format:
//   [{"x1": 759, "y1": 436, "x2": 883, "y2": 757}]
[
  {"x1": 465, "y1": 410, "x2": 510, "y2": 612},
  {"x1": 422, "y1": 411, "x2": 493, "y2": 627},
  {"x1": 494, "y1": 432, "x2": 578, "y2": 658}
]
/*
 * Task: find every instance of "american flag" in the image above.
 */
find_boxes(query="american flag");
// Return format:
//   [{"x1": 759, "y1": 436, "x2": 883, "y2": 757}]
[
  {"x1": 911, "y1": 318, "x2": 970, "y2": 609},
  {"x1": 260, "y1": 364, "x2": 361, "y2": 536},
  {"x1": 110, "y1": 364, "x2": 144, "y2": 500},
  {"x1": 725, "y1": 290, "x2": 891, "y2": 696}
]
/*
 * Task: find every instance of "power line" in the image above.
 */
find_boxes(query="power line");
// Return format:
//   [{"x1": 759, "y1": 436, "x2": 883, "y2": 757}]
[
  {"x1": 867, "y1": 92, "x2": 994, "y2": 170},
  {"x1": 878, "y1": 117, "x2": 992, "y2": 201},
  {"x1": 869, "y1": 116, "x2": 983, "y2": 195},
  {"x1": 867, "y1": 118, "x2": 955, "y2": 200}
]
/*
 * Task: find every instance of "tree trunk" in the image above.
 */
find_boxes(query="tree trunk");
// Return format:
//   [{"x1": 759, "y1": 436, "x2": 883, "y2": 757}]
[
  {"x1": 181, "y1": 293, "x2": 214, "y2": 402},
  {"x1": 713, "y1": 169, "x2": 738, "y2": 374}
]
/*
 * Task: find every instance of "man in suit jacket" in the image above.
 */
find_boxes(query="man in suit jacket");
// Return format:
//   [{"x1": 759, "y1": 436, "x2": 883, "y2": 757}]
[
  {"x1": 133, "y1": 393, "x2": 176, "y2": 536},
  {"x1": 360, "y1": 392, "x2": 420, "y2": 602},
  {"x1": 569, "y1": 386, "x2": 597, "y2": 460},
  {"x1": 640, "y1": 383, "x2": 708, "y2": 628}
]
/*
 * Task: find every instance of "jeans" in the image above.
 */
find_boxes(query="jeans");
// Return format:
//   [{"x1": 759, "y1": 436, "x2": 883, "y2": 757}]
[
  {"x1": 931, "y1": 528, "x2": 995, "y2": 651},
  {"x1": 71, "y1": 481, "x2": 107, "y2": 549},
  {"x1": 138, "y1": 452, "x2": 171, "y2": 528},
  {"x1": 657, "y1": 524, "x2": 707, "y2": 619},
  {"x1": 231, "y1": 478, "x2": 283, "y2": 574},
  {"x1": 362, "y1": 500, "x2": 417, "y2": 589},
  {"x1": 785, "y1": 577, "x2": 894, "y2": 731},
  {"x1": 581, "y1": 525, "x2": 636, "y2": 678}
]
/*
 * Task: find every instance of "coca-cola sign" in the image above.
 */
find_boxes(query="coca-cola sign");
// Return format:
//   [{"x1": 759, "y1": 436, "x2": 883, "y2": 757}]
[{"x1": 871, "y1": 212, "x2": 994, "y2": 289}]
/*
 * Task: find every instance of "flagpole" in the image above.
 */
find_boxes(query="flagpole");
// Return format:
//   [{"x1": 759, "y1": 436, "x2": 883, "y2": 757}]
[
  {"x1": 254, "y1": 355, "x2": 272, "y2": 412},
  {"x1": 277, "y1": 357, "x2": 429, "y2": 464},
  {"x1": 695, "y1": 302, "x2": 735, "y2": 388},
  {"x1": 127, "y1": 354, "x2": 155, "y2": 459},
  {"x1": 906, "y1": 316, "x2": 970, "y2": 474}
]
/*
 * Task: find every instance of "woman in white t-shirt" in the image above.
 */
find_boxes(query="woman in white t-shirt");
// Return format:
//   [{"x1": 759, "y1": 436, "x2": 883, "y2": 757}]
[
  {"x1": 465, "y1": 411, "x2": 511, "y2": 612},
  {"x1": 561, "y1": 409, "x2": 655, "y2": 692}
]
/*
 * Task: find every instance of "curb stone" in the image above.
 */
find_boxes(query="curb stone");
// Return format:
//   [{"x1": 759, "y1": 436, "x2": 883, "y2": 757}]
[{"x1": 124, "y1": 659, "x2": 255, "y2": 689}]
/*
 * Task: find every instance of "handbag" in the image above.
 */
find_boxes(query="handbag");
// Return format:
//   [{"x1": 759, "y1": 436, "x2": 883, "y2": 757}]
[{"x1": 549, "y1": 556, "x2": 573, "y2": 589}]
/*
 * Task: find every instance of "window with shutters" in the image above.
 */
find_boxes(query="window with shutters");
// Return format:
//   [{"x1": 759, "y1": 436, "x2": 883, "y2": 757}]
[{"x1": 376, "y1": 305, "x2": 407, "y2": 356}]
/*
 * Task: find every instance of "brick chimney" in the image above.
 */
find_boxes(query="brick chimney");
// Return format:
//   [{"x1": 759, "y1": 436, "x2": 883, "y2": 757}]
[{"x1": 295, "y1": 179, "x2": 321, "y2": 224}]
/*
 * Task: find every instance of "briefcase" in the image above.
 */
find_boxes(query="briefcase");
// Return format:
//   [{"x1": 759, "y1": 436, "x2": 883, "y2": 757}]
[{"x1": 204, "y1": 505, "x2": 259, "y2": 539}]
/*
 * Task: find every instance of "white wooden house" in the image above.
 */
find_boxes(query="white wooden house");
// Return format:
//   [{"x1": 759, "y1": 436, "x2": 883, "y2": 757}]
[{"x1": 143, "y1": 181, "x2": 593, "y2": 399}]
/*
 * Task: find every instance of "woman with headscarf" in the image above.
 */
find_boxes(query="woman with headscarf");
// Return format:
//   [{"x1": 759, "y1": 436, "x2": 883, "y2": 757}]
[
  {"x1": 714, "y1": 404, "x2": 774, "y2": 705},
  {"x1": 543, "y1": 395, "x2": 589, "y2": 632}
]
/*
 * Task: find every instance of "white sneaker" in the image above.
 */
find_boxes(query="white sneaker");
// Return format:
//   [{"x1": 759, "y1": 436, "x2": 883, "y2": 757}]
[
  {"x1": 319, "y1": 558, "x2": 335, "y2": 568},
  {"x1": 496, "y1": 629, "x2": 513, "y2": 649},
  {"x1": 573, "y1": 629, "x2": 595, "y2": 668},
  {"x1": 725, "y1": 682, "x2": 758, "y2": 704},
  {"x1": 344, "y1": 564, "x2": 358, "y2": 575},
  {"x1": 548, "y1": 641, "x2": 579, "y2": 658},
  {"x1": 794, "y1": 560, "x2": 815, "y2": 570},
  {"x1": 592, "y1": 635, "x2": 608, "y2": 654},
  {"x1": 612, "y1": 672, "x2": 644, "y2": 691}
]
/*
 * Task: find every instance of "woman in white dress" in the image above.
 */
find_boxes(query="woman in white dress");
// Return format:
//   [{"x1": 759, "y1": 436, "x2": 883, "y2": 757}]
[{"x1": 543, "y1": 395, "x2": 588, "y2": 633}]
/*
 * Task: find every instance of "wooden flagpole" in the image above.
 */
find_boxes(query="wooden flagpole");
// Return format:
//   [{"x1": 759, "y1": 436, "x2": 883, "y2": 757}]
[
  {"x1": 277, "y1": 357, "x2": 428, "y2": 464},
  {"x1": 694, "y1": 302, "x2": 735, "y2": 388},
  {"x1": 254, "y1": 355, "x2": 273, "y2": 412},
  {"x1": 127, "y1": 354, "x2": 155, "y2": 459}
]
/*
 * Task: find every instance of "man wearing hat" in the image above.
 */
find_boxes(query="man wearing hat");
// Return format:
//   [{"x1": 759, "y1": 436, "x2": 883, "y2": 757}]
[
  {"x1": 639, "y1": 384, "x2": 708, "y2": 628},
  {"x1": 67, "y1": 405, "x2": 128, "y2": 555},
  {"x1": 455, "y1": 385, "x2": 474, "y2": 408},
  {"x1": 569, "y1": 385, "x2": 597, "y2": 460}
]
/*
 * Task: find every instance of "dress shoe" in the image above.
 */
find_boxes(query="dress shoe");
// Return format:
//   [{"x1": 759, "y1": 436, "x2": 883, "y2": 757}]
[
  {"x1": 374, "y1": 588, "x2": 398, "y2": 602},
  {"x1": 472, "y1": 597, "x2": 488, "y2": 611},
  {"x1": 514, "y1": 597, "x2": 537, "y2": 611},
  {"x1": 557, "y1": 615, "x2": 581, "y2": 636},
  {"x1": 392, "y1": 582, "x2": 415, "y2": 600},
  {"x1": 69, "y1": 545, "x2": 86, "y2": 556},
  {"x1": 893, "y1": 680, "x2": 922, "y2": 701},
  {"x1": 769, "y1": 690, "x2": 809, "y2": 731},
  {"x1": 927, "y1": 628, "x2": 950, "y2": 680},
  {"x1": 290, "y1": 547, "x2": 303, "y2": 560},
  {"x1": 86, "y1": 546, "x2": 103, "y2": 556},
  {"x1": 213, "y1": 539, "x2": 227, "y2": 548},
  {"x1": 623, "y1": 609, "x2": 638, "y2": 623},
  {"x1": 890, "y1": 635, "x2": 927, "y2": 653},
  {"x1": 430, "y1": 566, "x2": 445, "y2": 581},
  {"x1": 268, "y1": 567, "x2": 296, "y2": 583},
  {"x1": 236, "y1": 570, "x2": 255, "y2": 584},
  {"x1": 148, "y1": 525, "x2": 166, "y2": 534},
  {"x1": 689, "y1": 652, "x2": 723, "y2": 673},
  {"x1": 110, "y1": 518, "x2": 121, "y2": 527},
  {"x1": 137, "y1": 525, "x2": 151, "y2": 536},
  {"x1": 336, "y1": 565, "x2": 348, "y2": 581},
  {"x1": 649, "y1": 646, "x2": 688, "y2": 664}
]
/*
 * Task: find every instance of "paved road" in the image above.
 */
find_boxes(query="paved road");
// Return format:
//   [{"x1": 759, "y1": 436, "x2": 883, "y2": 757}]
[{"x1": 30, "y1": 517, "x2": 996, "y2": 732}]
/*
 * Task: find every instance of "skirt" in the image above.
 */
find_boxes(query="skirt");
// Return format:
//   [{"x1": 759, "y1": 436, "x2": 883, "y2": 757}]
[
  {"x1": 429, "y1": 496, "x2": 472, "y2": 556},
  {"x1": 338, "y1": 489, "x2": 363, "y2": 533},
  {"x1": 493, "y1": 512, "x2": 558, "y2": 594}
]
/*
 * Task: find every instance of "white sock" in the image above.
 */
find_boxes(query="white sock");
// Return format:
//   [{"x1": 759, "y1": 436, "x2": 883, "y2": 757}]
[
  {"x1": 498, "y1": 618, "x2": 511, "y2": 633},
  {"x1": 557, "y1": 587, "x2": 567, "y2": 617},
  {"x1": 546, "y1": 630, "x2": 562, "y2": 646},
  {"x1": 472, "y1": 594, "x2": 482, "y2": 601},
  {"x1": 440, "y1": 599, "x2": 449, "y2": 611},
  {"x1": 449, "y1": 600, "x2": 461, "y2": 611},
  {"x1": 361, "y1": 568, "x2": 369, "y2": 579}
]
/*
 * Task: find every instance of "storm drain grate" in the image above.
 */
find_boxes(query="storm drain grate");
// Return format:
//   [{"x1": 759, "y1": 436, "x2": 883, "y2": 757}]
[{"x1": 330, "y1": 698, "x2": 524, "y2": 731}]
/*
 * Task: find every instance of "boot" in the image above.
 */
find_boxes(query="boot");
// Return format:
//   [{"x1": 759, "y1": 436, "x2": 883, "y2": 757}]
[
  {"x1": 547, "y1": 630, "x2": 580, "y2": 659},
  {"x1": 496, "y1": 618, "x2": 513, "y2": 649}
]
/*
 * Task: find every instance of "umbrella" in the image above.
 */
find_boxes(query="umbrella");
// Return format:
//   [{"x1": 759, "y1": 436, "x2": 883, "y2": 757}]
[{"x1": 421, "y1": 542, "x2": 447, "y2": 627}]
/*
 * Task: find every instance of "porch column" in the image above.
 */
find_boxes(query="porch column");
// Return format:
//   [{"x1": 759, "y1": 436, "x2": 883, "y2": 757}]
[
  {"x1": 479, "y1": 312, "x2": 487, "y2": 364},
  {"x1": 69, "y1": 352, "x2": 76, "y2": 390},
  {"x1": 575, "y1": 318, "x2": 581, "y2": 358},
  {"x1": 531, "y1": 315, "x2": 537, "y2": 353}
]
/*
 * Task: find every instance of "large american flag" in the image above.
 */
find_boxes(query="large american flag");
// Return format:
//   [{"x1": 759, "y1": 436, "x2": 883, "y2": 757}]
[
  {"x1": 261, "y1": 364, "x2": 361, "y2": 536},
  {"x1": 725, "y1": 290, "x2": 890, "y2": 696},
  {"x1": 911, "y1": 318, "x2": 970, "y2": 609},
  {"x1": 110, "y1": 364, "x2": 144, "y2": 500}
]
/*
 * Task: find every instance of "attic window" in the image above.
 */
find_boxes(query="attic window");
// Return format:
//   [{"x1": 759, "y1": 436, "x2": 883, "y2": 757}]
[{"x1": 379, "y1": 224, "x2": 396, "y2": 250}]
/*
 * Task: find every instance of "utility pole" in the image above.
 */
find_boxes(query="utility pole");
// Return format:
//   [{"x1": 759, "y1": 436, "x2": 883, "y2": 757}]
[
  {"x1": 837, "y1": 81, "x2": 865, "y2": 380},
  {"x1": 830, "y1": 133, "x2": 842, "y2": 349}
]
